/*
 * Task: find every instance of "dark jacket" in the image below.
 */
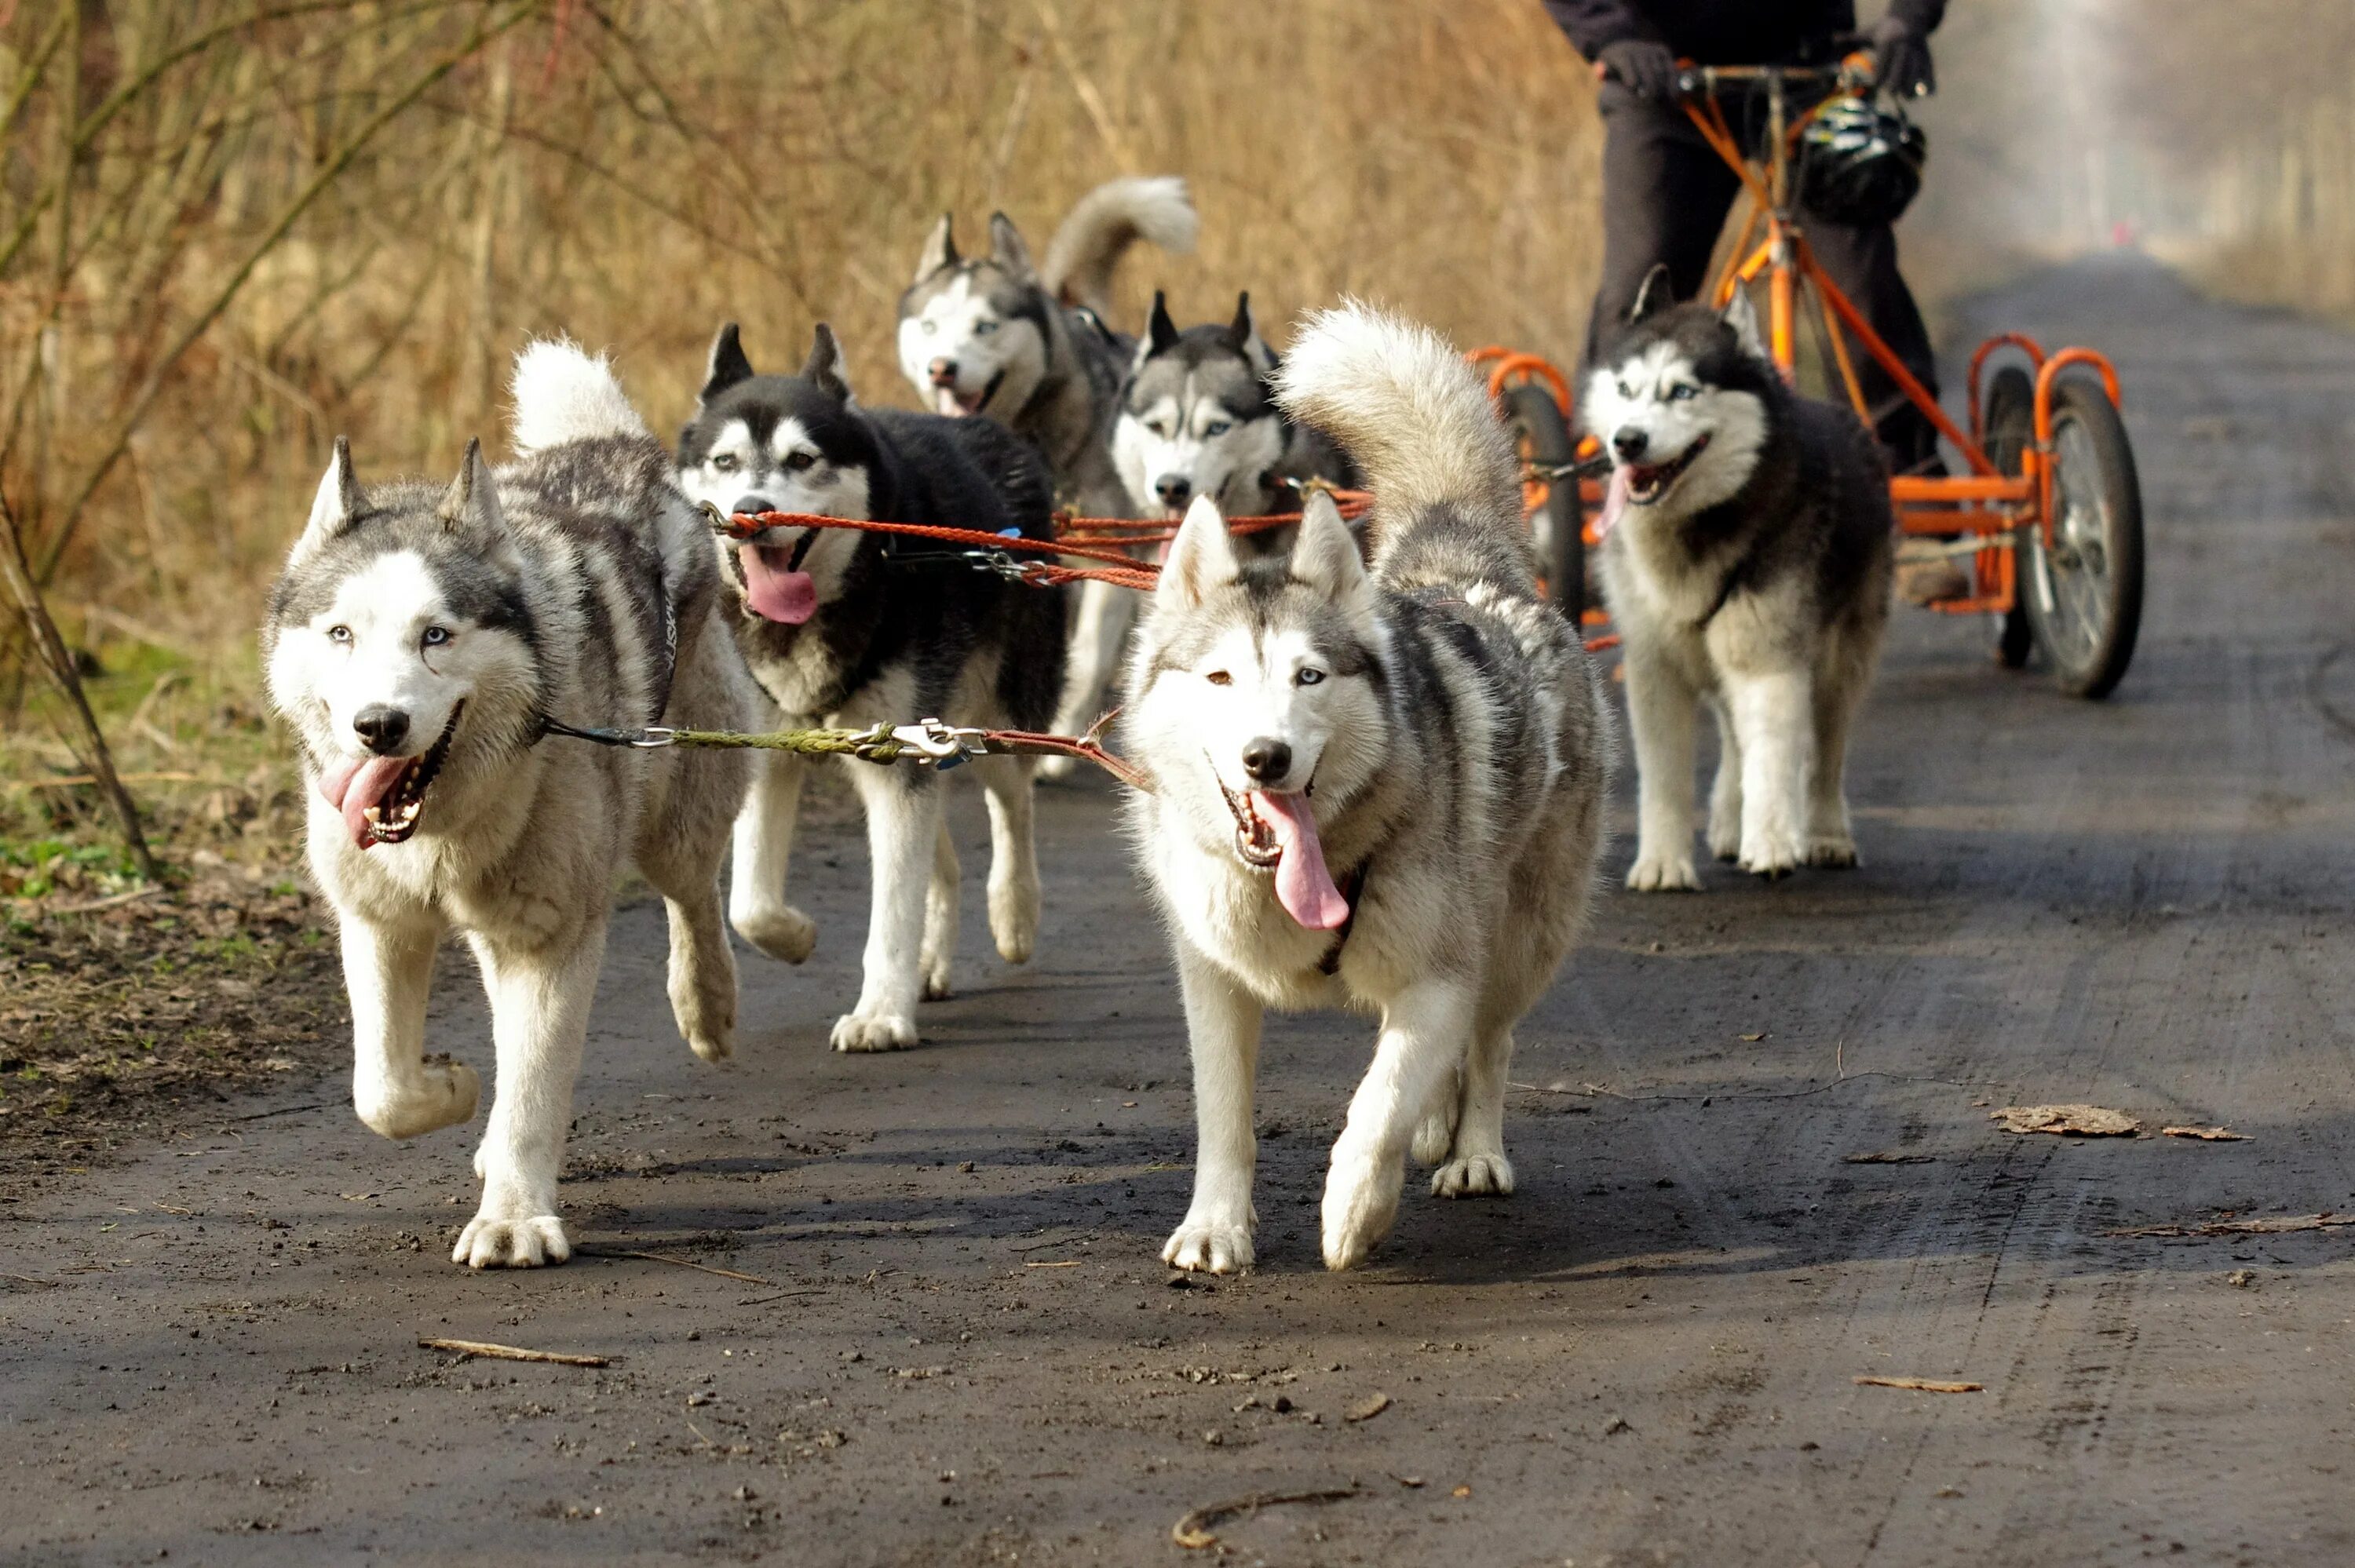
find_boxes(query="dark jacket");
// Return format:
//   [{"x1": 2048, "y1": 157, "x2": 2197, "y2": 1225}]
[{"x1": 1543, "y1": 1, "x2": 1945, "y2": 65}]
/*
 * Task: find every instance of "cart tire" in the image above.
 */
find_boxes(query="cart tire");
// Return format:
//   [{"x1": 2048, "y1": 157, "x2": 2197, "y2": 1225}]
[
  {"x1": 1981, "y1": 366, "x2": 2036, "y2": 669},
  {"x1": 1502, "y1": 383, "x2": 1585, "y2": 624},
  {"x1": 2021, "y1": 376, "x2": 2144, "y2": 699}
]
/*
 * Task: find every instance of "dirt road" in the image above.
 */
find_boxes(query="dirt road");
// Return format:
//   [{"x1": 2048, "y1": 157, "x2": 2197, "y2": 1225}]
[{"x1": 7, "y1": 258, "x2": 2354, "y2": 1567}]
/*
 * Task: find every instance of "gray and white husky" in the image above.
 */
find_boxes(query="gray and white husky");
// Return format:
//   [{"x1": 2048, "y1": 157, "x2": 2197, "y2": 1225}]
[
  {"x1": 677, "y1": 323, "x2": 1066, "y2": 1053},
  {"x1": 263, "y1": 342, "x2": 757, "y2": 1268},
  {"x1": 1582, "y1": 269, "x2": 1893, "y2": 890},
  {"x1": 897, "y1": 176, "x2": 1197, "y2": 760},
  {"x1": 1113, "y1": 290, "x2": 1355, "y2": 534},
  {"x1": 1123, "y1": 302, "x2": 1611, "y2": 1273}
]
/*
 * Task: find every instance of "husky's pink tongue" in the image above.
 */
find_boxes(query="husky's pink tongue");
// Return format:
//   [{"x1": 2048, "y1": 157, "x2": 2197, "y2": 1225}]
[
  {"x1": 319, "y1": 754, "x2": 410, "y2": 848},
  {"x1": 1251, "y1": 790, "x2": 1350, "y2": 931},
  {"x1": 1593, "y1": 465, "x2": 1633, "y2": 543},
  {"x1": 739, "y1": 542, "x2": 816, "y2": 624}
]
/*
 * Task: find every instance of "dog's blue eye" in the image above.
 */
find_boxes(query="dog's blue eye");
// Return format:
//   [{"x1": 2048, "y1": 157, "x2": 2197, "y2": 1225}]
[
  {"x1": 1296, "y1": 668, "x2": 1326, "y2": 686},
  {"x1": 919, "y1": 319, "x2": 937, "y2": 336},
  {"x1": 422, "y1": 625, "x2": 450, "y2": 647},
  {"x1": 1203, "y1": 421, "x2": 1230, "y2": 437},
  {"x1": 327, "y1": 625, "x2": 352, "y2": 644},
  {"x1": 1669, "y1": 385, "x2": 1697, "y2": 401},
  {"x1": 711, "y1": 454, "x2": 738, "y2": 472},
  {"x1": 1617, "y1": 381, "x2": 1635, "y2": 399},
  {"x1": 973, "y1": 320, "x2": 998, "y2": 336}
]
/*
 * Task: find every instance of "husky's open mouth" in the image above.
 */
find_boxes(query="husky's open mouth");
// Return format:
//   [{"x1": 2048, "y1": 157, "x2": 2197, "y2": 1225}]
[
  {"x1": 934, "y1": 369, "x2": 1005, "y2": 418},
  {"x1": 1211, "y1": 764, "x2": 1351, "y2": 931},
  {"x1": 320, "y1": 702, "x2": 462, "y2": 849},
  {"x1": 1623, "y1": 432, "x2": 1711, "y2": 505}
]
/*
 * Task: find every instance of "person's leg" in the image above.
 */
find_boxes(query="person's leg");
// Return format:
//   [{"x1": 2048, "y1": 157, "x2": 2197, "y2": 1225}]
[
  {"x1": 1804, "y1": 220, "x2": 1943, "y2": 474},
  {"x1": 1582, "y1": 90, "x2": 1745, "y2": 377}
]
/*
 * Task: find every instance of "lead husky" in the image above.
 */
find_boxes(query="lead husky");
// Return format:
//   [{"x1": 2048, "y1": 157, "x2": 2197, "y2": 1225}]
[
  {"x1": 1124, "y1": 302, "x2": 1611, "y2": 1273},
  {"x1": 1582, "y1": 270, "x2": 1893, "y2": 890},
  {"x1": 263, "y1": 342, "x2": 756, "y2": 1268},
  {"x1": 897, "y1": 176, "x2": 1197, "y2": 760},
  {"x1": 1112, "y1": 290, "x2": 1356, "y2": 535},
  {"x1": 677, "y1": 323, "x2": 1066, "y2": 1052}
]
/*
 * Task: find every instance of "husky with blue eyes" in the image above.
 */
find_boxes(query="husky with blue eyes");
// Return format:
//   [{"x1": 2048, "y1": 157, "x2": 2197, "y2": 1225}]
[
  {"x1": 1121, "y1": 302, "x2": 1610, "y2": 1274},
  {"x1": 1582, "y1": 266, "x2": 1894, "y2": 891},
  {"x1": 262, "y1": 341, "x2": 758, "y2": 1269}
]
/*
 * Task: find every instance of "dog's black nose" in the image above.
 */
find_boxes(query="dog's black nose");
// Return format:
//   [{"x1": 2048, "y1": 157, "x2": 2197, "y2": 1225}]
[
  {"x1": 1612, "y1": 426, "x2": 1649, "y2": 461},
  {"x1": 1154, "y1": 474, "x2": 1192, "y2": 508},
  {"x1": 731, "y1": 494, "x2": 774, "y2": 519},
  {"x1": 927, "y1": 357, "x2": 958, "y2": 388},
  {"x1": 1240, "y1": 738, "x2": 1292, "y2": 784},
  {"x1": 352, "y1": 704, "x2": 410, "y2": 756}
]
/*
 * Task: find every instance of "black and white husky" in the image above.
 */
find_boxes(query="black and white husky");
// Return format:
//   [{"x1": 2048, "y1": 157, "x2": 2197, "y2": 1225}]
[
  {"x1": 264, "y1": 343, "x2": 758, "y2": 1267},
  {"x1": 897, "y1": 176, "x2": 1197, "y2": 757},
  {"x1": 676, "y1": 323, "x2": 1066, "y2": 1052},
  {"x1": 1112, "y1": 290, "x2": 1355, "y2": 534},
  {"x1": 1123, "y1": 303, "x2": 1611, "y2": 1273},
  {"x1": 1582, "y1": 270, "x2": 1894, "y2": 889}
]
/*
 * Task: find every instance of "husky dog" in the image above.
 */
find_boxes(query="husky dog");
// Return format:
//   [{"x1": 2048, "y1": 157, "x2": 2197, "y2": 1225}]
[
  {"x1": 263, "y1": 343, "x2": 756, "y2": 1268},
  {"x1": 897, "y1": 176, "x2": 1197, "y2": 760},
  {"x1": 1123, "y1": 303, "x2": 1611, "y2": 1273},
  {"x1": 1113, "y1": 290, "x2": 1356, "y2": 538},
  {"x1": 1582, "y1": 268, "x2": 1894, "y2": 890},
  {"x1": 677, "y1": 323, "x2": 1066, "y2": 1052}
]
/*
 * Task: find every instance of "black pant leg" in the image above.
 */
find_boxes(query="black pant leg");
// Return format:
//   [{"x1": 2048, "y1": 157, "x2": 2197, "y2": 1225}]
[
  {"x1": 1803, "y1": 219, "x2": 1944, "y2": 471},
  {"x1": 1581, "y1": 88, "x2": 1744, "y2": 385}
]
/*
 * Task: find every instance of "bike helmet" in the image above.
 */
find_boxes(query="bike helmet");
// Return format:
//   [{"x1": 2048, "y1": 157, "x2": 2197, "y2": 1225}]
[{"x1": 1796, "y1": 95, "x2": 1927, "y2": 228}]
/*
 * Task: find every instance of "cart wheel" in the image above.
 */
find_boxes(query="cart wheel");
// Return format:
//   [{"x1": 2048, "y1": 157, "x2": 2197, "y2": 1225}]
[
  {"x1": 1502, "y1": 383, "x2": 1584, "y2": 623},
  {"x1": 2021, "y1": 376, "x2": 2144, "y2": 699},
  {"x1": 1981, "y1": 366, "x2": 2035, "y2": 669}
]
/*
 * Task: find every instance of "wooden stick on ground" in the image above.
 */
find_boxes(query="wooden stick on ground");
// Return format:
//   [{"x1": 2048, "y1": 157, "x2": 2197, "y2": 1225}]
[
  {"x1": 1853, "y1": 1375, "x2": 1983, "y2": 1394},
  {"x1": 573, "y1": 1246, "x2": 774, "y2": 1286},
  {"x1": 1172, "y1": 1485, "x2": 1363, "y2": 1550},
  {"x1": 418, "y1": 1336, "x2": 611, "y2": 1368}
]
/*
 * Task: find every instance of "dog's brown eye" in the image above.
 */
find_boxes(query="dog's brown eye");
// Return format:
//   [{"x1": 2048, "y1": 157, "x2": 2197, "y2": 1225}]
[
  {"x1": 1206, "y1": 670, "x2": 1232, "y2": 687},
  {"x1": 783, "y1": 451, "x2": 816, "y2": 472}
]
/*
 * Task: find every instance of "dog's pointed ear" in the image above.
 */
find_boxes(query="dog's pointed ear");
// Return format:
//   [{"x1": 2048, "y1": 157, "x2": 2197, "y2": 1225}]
[
  {"x1": 915, "y1": 211, "x2": 958, "y2": 282},
  {"x1": 1146, "y1": 291, "x2": 1180, "y2": 355},
  {"x1": 802, "y1": 323, "x2": 853, "y2": 403},
  {"x1": 437, "y1": 438, "x2": 505, "y2": 532},
  {"x1": 987, "y1": 211, "x2": 1036, "y2": 280},
  {"x1": 1229, "y1": 291, "x2": 1276, "y2": 376},
  {"x1": 702, "y1": 323, "x2": 754, "y2": 404},
  {"x1": 294, "y1": 436, "x2": 365, "y2": 558},
  {"x1": 1629, "y1": 263, "x2": 1674, "y2": 325},
  {"x1": 1721, "y1": 286, "x2": 1766, "y2": 359},
  {"x1": 1289, "y1": 490, "x2": 1369, "y2": 611},
  {"x1": 1157, "y1": 494, "x2": 1240, "y2": 613}
]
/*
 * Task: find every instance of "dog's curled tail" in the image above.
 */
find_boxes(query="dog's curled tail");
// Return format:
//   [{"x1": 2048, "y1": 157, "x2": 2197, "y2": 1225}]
[
  {"x1": 509, "y1": 338, "x2": 649, "y2": 452},
  {"x1": 1272, "y1": 301, "x2": 1527, "y2": 574},
  {"x1": 1040, "y1": 176, "x2": 1198, "y2": 317}
]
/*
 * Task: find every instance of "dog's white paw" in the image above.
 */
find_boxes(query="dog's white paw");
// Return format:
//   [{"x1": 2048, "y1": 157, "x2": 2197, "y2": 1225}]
[
  {"x1": 1707, "y1": 813, "x2": 1743, "y2": 862},
  {"x1": 988, "y1": 878, "x2": 1039, "y2": 965},
  {"x1": 919, "y1": 943, "x2": 955, "y2": 1001},
  {"x1": 685, "y1": 1025, "x2": 733, "y2": 1064},
  {"x1": 1163, "y1": 1213, "x2": 1254, "y2": 1274},
  {"x1": 831, "y1": 1010, "x2": 918, "y2": 1052},
  {"x1": 732, "y1": 903, "x2": 816, "y2": 964},
  {"x1": 451, "y1": 1211, "x2": 570, "y2": 1269},
  {"x1": 1739, "y1": 824, "x2": 1806, "y2": 880},
  {"x1": 1410, "y1": 1107, "x2": 1455, "y2": 1167},
  {"x1": 355, "y1": 1058, "x2": 480, "y2": 1142},
  {"x1": 1320, "y1": 1143, "x2": 1403, "y2": 1271},
  {"x1": 1626, "y1": 851, "x2": 1702, "y2": 892},
  {"x1": 1808, "y1": 832, "x2": 1860, "y2": 868},
  {"x1": 1431, "y1": 1151, "x2": 1516, "y2": 1199}
]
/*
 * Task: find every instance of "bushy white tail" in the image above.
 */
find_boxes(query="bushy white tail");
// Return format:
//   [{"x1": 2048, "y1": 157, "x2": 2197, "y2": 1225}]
[
  {"x1": 1040, "y1": 176, "x2": 1199, "y2": 316},
  {"x1": 1273, "y1": 301, "x2": 1522, "y2": 534},
  {"x1": 509, "y1": 339, "x2": 648, "y2": 451}
]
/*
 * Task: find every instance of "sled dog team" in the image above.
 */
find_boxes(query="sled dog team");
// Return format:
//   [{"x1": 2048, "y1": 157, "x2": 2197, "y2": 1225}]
[{"x1": 263, "y1": 177, "x2": 1893, "y2": 1274}]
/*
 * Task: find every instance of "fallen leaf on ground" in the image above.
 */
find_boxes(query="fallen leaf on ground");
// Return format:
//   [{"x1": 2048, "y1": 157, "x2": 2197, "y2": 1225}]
[
  {"x1": 1991, "y1": 1104, "x2": 2140, "y2": 1136},
  {"x1": 1844, "y1": 1150, "x2": 1933, "y2": 1164},
  {"x1": 1170, "y1": 1486, "x2": 1361, "y2": 1550},
  {"x1": 1344, "y1": 1392, "x2": 1391, "y2": 1423},
  {"x1": 1740, "y1": 1032, "x2": 1768, "y2": 1042},
  {"x1": 1853, "y1": 1375, "x2": 1982, "y2": 1394},
  {"x1": 2161, "y1": 1125, "x2": 2247, "y2": 1141},
  {"x1": 1451, "y1": 1484, "x2": 1473, "y2": 1498}
]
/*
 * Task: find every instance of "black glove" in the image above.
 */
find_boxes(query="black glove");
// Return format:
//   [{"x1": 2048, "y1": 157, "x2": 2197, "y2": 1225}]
[
  {"x1": 1598, "y1": 38, "x2": 1681, "y2": 102},
  {"x1": 1869, "y1": 16, "x2": 1935, "y2": 98}
]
